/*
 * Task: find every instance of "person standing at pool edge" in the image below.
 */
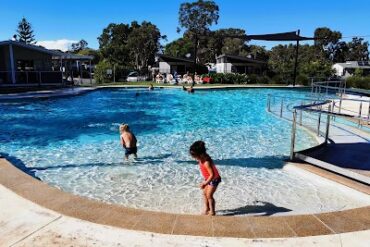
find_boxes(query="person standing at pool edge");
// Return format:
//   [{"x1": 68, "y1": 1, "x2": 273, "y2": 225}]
[
  {"x1": 190, "y1": 141, "x2": 221, "y2": 216},
  {"x1": 119, "y1": 124, "x2": 137, "y2": 160}
]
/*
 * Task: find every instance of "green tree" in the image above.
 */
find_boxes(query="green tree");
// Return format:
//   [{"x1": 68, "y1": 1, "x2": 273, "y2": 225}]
[
  {"x1": 314, "y1": 27, "x2": 346, "y2": 62},
  {"x1": 344, "y1": 37, "x2": 369, "y2": 61},
  {"x1": 77, "y1": 48, "x2": 101, "y2": 64},
  {"x1": 164, "y1": 28, "x2": 249, "y2": 64},
  {"x1": 269, "y1": 44, "x2": 333, "y2": 84},
  {"x1": 16, "y1": 17, "x2": 36, "y2": 44},
  {"x1": 71, "y1": 39, "x2": 88, "y2": 53},
  {"x1": 127, "y1": 21, "x2": 164, "y2": 71},
  {"x1": 98, "y1": 23, "x2": 132, "y2": 67},
  {"x1": 247, "y1": 45, "x2": 269, "y2": 61},
  {"x1": 207, "y1": 28, "x2": 246, "y2": 58},
  {"x1": 98, "y1": 21, "x2": 163, "y2": 74},
  {"x1": 178, "y1": 0, "x2": 219, "y2": 70},
  {"x1": 268, "y1": 44, "x2": 296, "y2": 83},
  {"x1": 164, "y1": 35, "x2": 194, "y2": 58}
]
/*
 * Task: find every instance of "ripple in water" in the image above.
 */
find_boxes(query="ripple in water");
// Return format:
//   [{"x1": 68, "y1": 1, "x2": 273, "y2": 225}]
[{"x1": 1, "y1": 88, "x2": 369, "y2": 215}]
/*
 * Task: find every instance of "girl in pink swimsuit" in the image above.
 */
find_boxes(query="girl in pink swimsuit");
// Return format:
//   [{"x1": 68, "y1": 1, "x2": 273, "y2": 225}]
[{"x1": 189, "y1": 141, "x2": 221, "y2": 216}]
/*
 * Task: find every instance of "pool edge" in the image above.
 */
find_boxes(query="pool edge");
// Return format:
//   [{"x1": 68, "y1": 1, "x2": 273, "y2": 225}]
[{"x1": 1, "y1": 157, "x2": 369, "y2": 238}]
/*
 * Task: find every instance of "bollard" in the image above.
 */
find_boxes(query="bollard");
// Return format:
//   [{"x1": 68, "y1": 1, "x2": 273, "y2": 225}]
[{"x1": 290, "y1": 110, "x2": 297, "y2": 161}]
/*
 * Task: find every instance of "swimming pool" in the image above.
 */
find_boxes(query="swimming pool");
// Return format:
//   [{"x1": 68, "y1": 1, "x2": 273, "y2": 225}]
[{"x1": 1, "y1": 88, "x2": 369, "y2": 215}]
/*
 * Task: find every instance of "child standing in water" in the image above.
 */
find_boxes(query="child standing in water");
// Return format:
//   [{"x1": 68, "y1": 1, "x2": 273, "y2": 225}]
[
  {"x1": 119, "y1": 124, "x2": 137, "y2": 160},
  {"x1": 189, "y1": 141, "x2": 221, "y2": 216}
]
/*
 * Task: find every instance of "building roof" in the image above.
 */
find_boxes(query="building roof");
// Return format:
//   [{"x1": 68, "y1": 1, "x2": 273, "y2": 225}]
[
  {"x1": 0, "y1": 40, "x2": 93, "y2": 60},
  {"x1": 156, "y1": 54, "x2": 193, "y2": 63},
  {"x1": 216, "y1": 54, "x2": 267, "y2": 64},
  {"x1": 334, "y1": 61, "x2": 370, "y2": 69}
]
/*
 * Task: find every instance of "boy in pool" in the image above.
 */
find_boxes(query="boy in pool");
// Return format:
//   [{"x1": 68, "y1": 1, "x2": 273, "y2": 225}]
[
  {"x1": 189, "y1": 141, "x2": 221, "y2": 216},
  {"x1": 119, "y1": 124, "x2": 138, "y2": 160}
]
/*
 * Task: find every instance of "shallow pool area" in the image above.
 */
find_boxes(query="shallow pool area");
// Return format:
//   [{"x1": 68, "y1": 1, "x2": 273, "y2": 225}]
[{"x1": 1, "y1": 88, "x2": 369, "y2": 215}]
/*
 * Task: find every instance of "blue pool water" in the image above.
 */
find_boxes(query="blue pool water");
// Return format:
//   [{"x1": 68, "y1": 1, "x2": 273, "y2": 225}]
[{"x1": 1, "y1": 88, "x2": 368, "y2": 214}]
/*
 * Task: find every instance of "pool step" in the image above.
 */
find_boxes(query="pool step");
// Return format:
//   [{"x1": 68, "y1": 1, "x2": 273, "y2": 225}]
[
  {"x1": 289, "y1": 162, "x2": 370, "y2": 195},
  {"x1": 295, "y1": 152, "x2": 370, "y2": 186}
]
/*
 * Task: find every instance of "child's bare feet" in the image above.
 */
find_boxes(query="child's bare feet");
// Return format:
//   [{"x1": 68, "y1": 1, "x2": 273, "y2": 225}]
[
  {"x1": 202, "y1": 210, "x2": 210, "y2": 215},
  {"x1": 209, "y1": 211, "x2": 215, "y2": 216}
]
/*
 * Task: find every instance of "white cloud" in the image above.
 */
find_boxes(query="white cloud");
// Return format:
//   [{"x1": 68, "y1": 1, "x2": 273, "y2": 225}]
[{"x1": 36, "y1": 39, "x2": 78, "y2": 51}]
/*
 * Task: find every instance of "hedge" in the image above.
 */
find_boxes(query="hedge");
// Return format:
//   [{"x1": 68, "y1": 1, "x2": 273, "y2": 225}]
[{"x1": 346, "y1": 76, "x2": 370, "y2": 90}]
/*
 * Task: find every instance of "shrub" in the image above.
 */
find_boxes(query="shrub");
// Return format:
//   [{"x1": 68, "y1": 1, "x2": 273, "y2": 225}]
[
  {"x1": 346, "y1": 76, "x2": 370, "y2": 89},
  {"x1": 247, "y1": 74, "x2": 258, "y2": 84},
  {"x1": 270, "y1": 74, "x2": 284, "y2": 84},
  {"x1": 236, "y1": 74, "x2": 248, "y2": 84},
  {"x1": 94, "y1": 60, "x2": 112, "y2": 83},
  {"x1": 224, "y1": 73, "x2": 237, "y2": 83},
  {"x1": 209, "y1": 73, "x2": 224, "y2": 83},
  {"x1": 256, "y1": 75, "x2": 271, "y2": 84},
  {"x1": 296, "y1": 74, "x2": 309, "y2": 86}
]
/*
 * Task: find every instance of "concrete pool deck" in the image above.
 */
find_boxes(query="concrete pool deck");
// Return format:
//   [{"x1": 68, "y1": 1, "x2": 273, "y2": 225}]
[{"x1": 0, "y1": 158, "x2": 370, "y2": 246}]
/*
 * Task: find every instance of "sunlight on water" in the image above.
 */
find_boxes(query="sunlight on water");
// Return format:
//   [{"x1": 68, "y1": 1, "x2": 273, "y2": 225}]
[{"x1": 1, "y1": 88, "x2": 369, "y2": 215}]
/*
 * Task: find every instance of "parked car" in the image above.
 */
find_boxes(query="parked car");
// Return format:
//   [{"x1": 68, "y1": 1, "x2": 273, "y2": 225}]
[{"x1": 126, "y1": 72, "x2": 147, "y2": 82}]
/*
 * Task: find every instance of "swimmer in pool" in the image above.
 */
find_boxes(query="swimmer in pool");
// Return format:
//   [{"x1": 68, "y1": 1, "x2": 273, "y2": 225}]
[{"x1": 119, "y1": 124, "x2": 138, "y2": 160}]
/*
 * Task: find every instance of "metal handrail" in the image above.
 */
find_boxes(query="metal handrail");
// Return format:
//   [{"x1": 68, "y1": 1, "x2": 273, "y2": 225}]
[{"x1": 267, "y1": 93, "x2": 369, "y2": 161}]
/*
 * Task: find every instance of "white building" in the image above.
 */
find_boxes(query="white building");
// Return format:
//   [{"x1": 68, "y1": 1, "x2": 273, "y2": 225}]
[
  {"x1": 216, "y1": 54, "x2": 267, "y2": 74},
  {"x1": 332, "y1": 61, "x2": 370, "y2": 77}
]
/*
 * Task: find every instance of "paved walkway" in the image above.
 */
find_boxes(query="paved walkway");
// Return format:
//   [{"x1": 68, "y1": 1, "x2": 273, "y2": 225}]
[
  {"x1": 0, "y1": 84, "x2": 304, "y2": 100},
  {"x1": 0, "y1": 87, "x2": 95, "y2": 100},
  {"x1": 1, "y1": 184, "x2": 369, "y2": 247}
]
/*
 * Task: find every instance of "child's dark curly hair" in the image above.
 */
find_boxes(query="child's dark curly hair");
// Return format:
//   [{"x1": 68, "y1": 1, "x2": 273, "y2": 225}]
[{"x1": 189, "y1": 141, "x2": 206, "y2": 158}]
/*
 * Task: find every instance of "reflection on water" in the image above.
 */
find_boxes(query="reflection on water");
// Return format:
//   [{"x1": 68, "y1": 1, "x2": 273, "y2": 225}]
[{"x1": 1, "y1": 88, "x2": 368, "y2": 214}]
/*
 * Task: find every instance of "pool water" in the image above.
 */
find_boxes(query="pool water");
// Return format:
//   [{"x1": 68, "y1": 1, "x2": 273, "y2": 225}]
[{"x1": 1, "y1": 88, "x2": 369, "y2": 215}]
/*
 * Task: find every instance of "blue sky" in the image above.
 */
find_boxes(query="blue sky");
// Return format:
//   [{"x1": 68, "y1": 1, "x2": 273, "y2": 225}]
[{"x1": 1, "y1": 0, "x2": 370, "y2": 51}]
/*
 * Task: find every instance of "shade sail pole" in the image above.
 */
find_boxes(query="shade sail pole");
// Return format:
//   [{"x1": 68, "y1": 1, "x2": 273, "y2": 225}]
[
  {"x1": 293, "y1": 30, "x2": 300, "y2": 87},
  {"x1": 192, "y1": 33, "x2": 198, "y2": 87}
]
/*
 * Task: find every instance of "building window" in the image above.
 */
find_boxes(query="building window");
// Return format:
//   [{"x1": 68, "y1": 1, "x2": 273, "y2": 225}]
[{"x1": 16, "y1": 60, "x2": 34, "y2": 71}]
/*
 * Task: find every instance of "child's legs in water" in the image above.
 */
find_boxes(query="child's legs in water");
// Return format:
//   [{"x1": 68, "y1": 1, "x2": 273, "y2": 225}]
[{"x1": 205, "y1": 185, "x2": 218, "y2": 215}]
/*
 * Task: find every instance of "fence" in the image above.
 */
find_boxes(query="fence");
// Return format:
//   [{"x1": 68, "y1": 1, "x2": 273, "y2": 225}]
[{"x1": 0, "y1": 71, "x2": 63, "y2": 85}]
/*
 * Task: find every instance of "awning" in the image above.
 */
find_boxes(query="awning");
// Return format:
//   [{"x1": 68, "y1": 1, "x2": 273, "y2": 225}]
[{"x1": 228, "y1": 31, "x2": 315, "y2": 41}]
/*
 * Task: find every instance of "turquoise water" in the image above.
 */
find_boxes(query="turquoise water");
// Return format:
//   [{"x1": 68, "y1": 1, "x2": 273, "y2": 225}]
[{"x1": 1, "y1": 88, "x2": 368, "y2": 214}]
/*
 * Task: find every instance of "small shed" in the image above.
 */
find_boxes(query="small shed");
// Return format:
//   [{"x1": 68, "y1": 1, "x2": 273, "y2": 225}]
[{"x1": 154, "y1": 54, "x2": 193, "y2": 75}]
